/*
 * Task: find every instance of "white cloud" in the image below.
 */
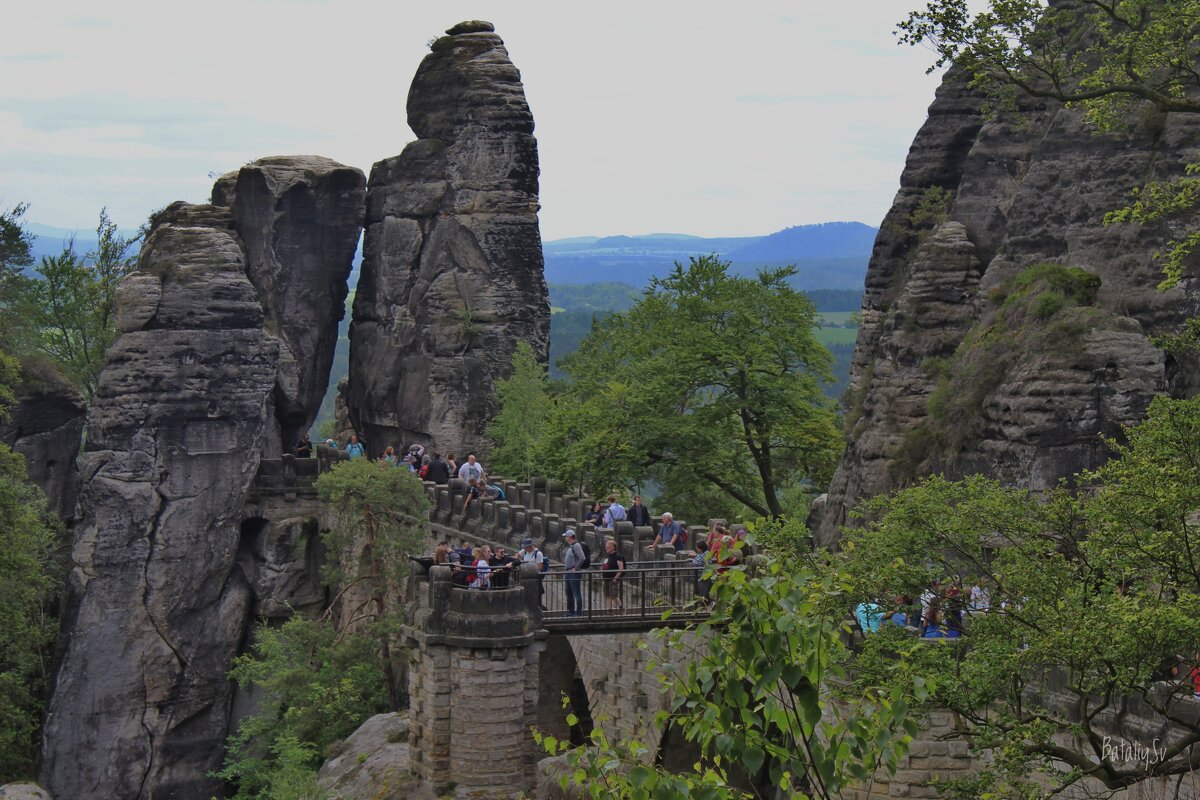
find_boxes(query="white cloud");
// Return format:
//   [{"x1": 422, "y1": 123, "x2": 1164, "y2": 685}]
[{"x1": 1, "y1": 0, "x2": 952, "y2": 238}]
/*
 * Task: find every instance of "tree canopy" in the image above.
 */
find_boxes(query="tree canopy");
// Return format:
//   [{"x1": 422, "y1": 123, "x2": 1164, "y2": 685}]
[
  {"x1": 900, "y1": 1, "x2": 1200, "y2": 128},
  {"x1": 539, "y1": 548, "x2": 918, "y2": 799},
  {"x1": 537, "y1": 255, "x2": 842, "y2": 519},
  {"x1": 839, "y1": 395, "x2": 1200, "y2": 795}
]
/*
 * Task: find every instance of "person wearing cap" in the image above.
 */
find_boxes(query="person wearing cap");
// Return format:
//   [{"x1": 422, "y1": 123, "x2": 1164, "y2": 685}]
[
  {"x1": 519, "y1": 537, "x2": 547, "y2": 610},
  {"x1": 562, "y1": 530, "x2": 586, "y2": 617}
]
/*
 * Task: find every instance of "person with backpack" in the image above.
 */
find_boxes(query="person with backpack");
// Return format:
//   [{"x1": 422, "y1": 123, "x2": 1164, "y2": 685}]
[
  {"x1": 602, "y1": 495, "x2": 626, "y2": 529},
  {"x1": 562, "y1": 529, "x2": 586, "y2": 617},
  {"x1": 652, "y1": 512, "x2": 685, "y2": 551},
  {"x1": 519, "y1": 537, "x2": 547, "y2": 610}
]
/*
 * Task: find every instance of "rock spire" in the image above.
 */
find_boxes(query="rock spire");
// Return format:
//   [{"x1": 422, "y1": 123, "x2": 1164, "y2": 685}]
[{"x1": 346, "y1": 20, "x2": 550, "y2": 458}]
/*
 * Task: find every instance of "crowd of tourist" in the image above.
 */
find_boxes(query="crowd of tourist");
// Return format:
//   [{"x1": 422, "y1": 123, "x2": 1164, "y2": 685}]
[
  {"x1": 423, "y1": 488, "x2": 752, "y2": 618},
  {"x1": 855, "y1": 579, "x2": 993, "y2": 639}
]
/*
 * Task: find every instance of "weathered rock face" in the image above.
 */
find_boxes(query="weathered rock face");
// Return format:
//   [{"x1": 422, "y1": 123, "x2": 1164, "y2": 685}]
[
  {"x1": 0, "y1": 361, "x2": 85, "y2": 520},
  {"x1": 41, "y1": 202, "x2": 279, "y2": 800},
  {"x1": 317, "y1": 712, "x2": 417, "y2": 799},
  {"x1": 212, "y1": 155, "x2": 366, "y2": 451},
  {"x1": 814, "y1": 71, "x2": 1200, "y2": 547},
  {"x1": 347, "y1": 20, "x2": 550, "y2": 458}
]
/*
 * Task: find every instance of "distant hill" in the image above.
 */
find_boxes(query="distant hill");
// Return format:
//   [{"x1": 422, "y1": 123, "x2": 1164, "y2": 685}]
[{"x1": 543, "y1": 221, "x2": 876, "y2": 289}]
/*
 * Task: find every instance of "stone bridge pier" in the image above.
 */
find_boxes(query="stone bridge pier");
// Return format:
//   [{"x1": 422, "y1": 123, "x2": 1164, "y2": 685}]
[{"x1": 402, "y1": 562, "x2": 546, "y2": 798}]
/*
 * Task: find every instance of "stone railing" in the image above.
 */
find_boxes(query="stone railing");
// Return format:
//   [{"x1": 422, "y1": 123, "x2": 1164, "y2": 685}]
[{"x1": 421, "y1": 475, "x2": 741, "y2": 570}]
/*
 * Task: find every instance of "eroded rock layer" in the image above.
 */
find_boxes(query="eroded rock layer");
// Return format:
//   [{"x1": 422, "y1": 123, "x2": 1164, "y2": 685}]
[
  {"x1": 0, "y1": 360, "x2": 85, "y2": 520},
  {"x1": 212, "y1": 155, "x2": 366, "y2": 452},
  {"x1": 814, "y1": 72, "x2": 1200, "y2": 547},
  {"x1": 347, "y1": 20, "x2": 550, "y2": 457},
  {"x1": 41, "y1": 202, "x2": 278, "y2": 800}
]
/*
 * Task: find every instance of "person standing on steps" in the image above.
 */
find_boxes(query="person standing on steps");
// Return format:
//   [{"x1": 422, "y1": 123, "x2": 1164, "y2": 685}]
[
  {"x1": 457, "y1": 452, "x2": 484, "y2": 483},
  {"x1": 562, "y1": 529, "x2": 586, "y2": 617}
]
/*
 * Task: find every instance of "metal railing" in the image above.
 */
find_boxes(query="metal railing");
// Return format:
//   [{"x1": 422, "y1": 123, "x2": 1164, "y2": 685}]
[{"x1": 538, "y1": 562, "x2": 708, "y2": 624}]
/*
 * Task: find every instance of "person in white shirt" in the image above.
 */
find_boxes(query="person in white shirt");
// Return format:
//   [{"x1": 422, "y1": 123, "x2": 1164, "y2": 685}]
[{"x1": 457, "y1": 453, "x2": 484, "y2": 482}]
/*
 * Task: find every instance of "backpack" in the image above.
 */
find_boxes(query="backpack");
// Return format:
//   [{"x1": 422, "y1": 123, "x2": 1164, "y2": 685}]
[
  {"x1": 579, "y1": 541, "x2": 592, "y2": 570},
  {"x1": 678, "y1": 527, "x2": 687, "y2": 546}
]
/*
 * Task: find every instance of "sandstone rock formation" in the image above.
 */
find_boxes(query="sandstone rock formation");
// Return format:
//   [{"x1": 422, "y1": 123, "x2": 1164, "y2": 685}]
[
  {"x1": 317, "y1": 712, "x2": 416, "y2": 799},
  {"x1": 814, "y1": 71, "x2": 1200, "y2": 547},
  {"x1": 0, "y1": 360, "x2": 85, "y2": 520},
  {"x1": 41, "y1": 202, "x2": 279, "y2": 799},
  {"x1": 347, "y1": 20, "x2": 550, "y2": 458},
  {"x1": 212, "y1": 156, "x2": 366, "y2": 452}
]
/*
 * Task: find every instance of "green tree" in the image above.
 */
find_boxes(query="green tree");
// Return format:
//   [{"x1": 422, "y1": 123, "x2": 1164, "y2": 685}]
[
  {"x1": 542, "y1": 255, "x2": 842, "y2": 518},
  {"x1": 16, "y1": 209, "x2": 139, "y2": 398},
  {"x1": 0, "y1": 351, "x2": 61, "y2": 781},
  {"x1": 900, "y1": 1, "x2": 1200, "y2": 125},
  {"x1": 487, "y1": 340, "x2": 551, "y2": 480},
  {"x1": 538, "y1": 554, "x2": 919, "y2": 799},
  {"x1": 219, "y1": 460, "x2": 430, "y2": 797},
  {"x1": 839, "y1": 396, "x2": 1200, "y2": 795}
]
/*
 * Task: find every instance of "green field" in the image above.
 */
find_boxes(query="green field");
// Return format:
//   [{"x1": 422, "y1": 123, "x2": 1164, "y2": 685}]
[
  {"x1": 814, "y1": 326, "x2": 859, "y2": 346},
  {"x1": 818, "y1": 312, "x2": 857, "y2": 326}
]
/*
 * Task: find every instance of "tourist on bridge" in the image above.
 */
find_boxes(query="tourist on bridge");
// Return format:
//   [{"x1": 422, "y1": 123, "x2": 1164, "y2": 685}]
[
  {"x1": 294, "y1": 433, "x2": 312, "y2": 458},
  {"x1": 469, "y1": 545, "x2": 492, "y2": 589},
  {"x1": 379, "y1": 445, "x2": 397, "y2": 466},
  {"x1": 603, "y1": 495, "x2": 626, "y2": 528},
  {"x1": 584, "y1": 500, "x2": 604, "y2": 527},
  {"x1": 457, "y1": 453, "x2": 484, "y2": 483},
  {"x1": 652, "y1": 512, "x2": 684, "y2": 550},
  {"x1": 489, "y1": 546, "x2": 520, "y2": 589},
  {"x1": 519, "y1": 537, "x2": 547, "y2": 610},
  {"x1": 346, "y1": 433, "x2": 366, "y2": 460},
  {"x1": 562, "y1": 529, "x2": 586, "y2": 617},
  {"x1": 628, "y1": 495, "x2": 652, "y2": 528},
  {"x1": 425, "y1": 453, "x2": 451, "y2": 484},
  {"x1": 601, "y1": 540, "x2": 627, "y2": 612},
  {"x1": 462, "y1": 478, "x2": 483, "y2": 515}
]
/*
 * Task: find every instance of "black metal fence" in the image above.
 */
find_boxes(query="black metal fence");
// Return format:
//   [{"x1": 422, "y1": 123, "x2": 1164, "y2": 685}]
[{"x1": 537, "y1": 562, "x2": 708, "y2": 623}]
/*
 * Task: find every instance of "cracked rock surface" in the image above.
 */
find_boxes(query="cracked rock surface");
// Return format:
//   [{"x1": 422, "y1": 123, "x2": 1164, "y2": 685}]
[
  {"x1": 813, "y1": 70, "x2": 1200, "y2": 547},
  {"x1": 347, "y1": 20, "x2": 550, "y2": 458},
  {"x1": 41, "y1": 202, "x2": 279, "y2": 800}
]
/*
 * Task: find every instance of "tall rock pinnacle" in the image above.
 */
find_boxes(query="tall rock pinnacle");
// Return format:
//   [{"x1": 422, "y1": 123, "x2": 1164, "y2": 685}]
[
  {"x1": 40, "y1": 203, "x2": 280, "y2": 799},
  {"x1": 347, "y1": 20, "x2": 550, "y2": 458}
]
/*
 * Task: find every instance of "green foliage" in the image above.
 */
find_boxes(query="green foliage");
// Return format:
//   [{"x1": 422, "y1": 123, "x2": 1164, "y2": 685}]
[
  {"x1": 487, "y1": 341, "x2": 551, "y2": 480},
  {"x1": 1106, "y1": 161, "x2": 1200, "y2": 288},
  {"x1": 841, "y1": 396, "x2": 1200, "y2": 794},
  {"x1": 0, "y1": 442, "x2": 60, "y2": 781},
  {"x1": 540, "y1": 255, "x2": 842, "y2": 518},
  {"x1": 538, "y1": 556, "x2": 918, "y2": 799},
  {"x1": 315, "y1": 458, "x2": 430, "y2": 598},
  {"x1": 216, "y1": 617, "x2": 385, "y2": 799},
  {"x1": 220, "y1": 460, "x2": 429, "y2": 796},
  {"x1": 8, "y1": 208, "x2": 139, "y2": 398},
  {"x1": 899, "y1": 1, "x2": 1200, "y2": 128}
]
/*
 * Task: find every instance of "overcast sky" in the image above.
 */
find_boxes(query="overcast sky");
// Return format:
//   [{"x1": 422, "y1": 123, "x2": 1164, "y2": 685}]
[{"x1": 1, "y1": 1, "x2": 954, "y2": 240}]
